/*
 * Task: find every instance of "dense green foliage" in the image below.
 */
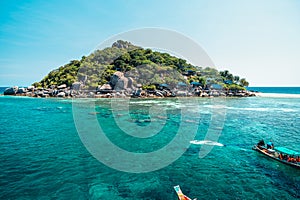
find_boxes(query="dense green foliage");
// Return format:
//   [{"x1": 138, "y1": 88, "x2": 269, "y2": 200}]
[
  {"x1": 33, "y1": 40, "x2": 249, "y2": 90},
  {"x1": 220, "y1": 70, "x2": 249, "y2": 86},
  {"x1": 33, "y1": 59, "x2": 83, "y2": 88}
]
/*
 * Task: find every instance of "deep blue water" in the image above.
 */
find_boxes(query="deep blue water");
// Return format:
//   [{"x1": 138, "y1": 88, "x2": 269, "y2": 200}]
[
  {"x1": 0, "y1": 95, "x2": 300, "y2": 199},
  {"x1": 0, "y1": 87, "x2": 6, "y2": 94},
  {"x1": 247, "y1": 87, "x2": 300, "y2": 94}
]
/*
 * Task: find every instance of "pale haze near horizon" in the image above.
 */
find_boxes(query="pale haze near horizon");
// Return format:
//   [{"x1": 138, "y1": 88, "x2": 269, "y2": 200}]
[{"x1": 0, "y1": 0, "x2": 299, "y2": 87}]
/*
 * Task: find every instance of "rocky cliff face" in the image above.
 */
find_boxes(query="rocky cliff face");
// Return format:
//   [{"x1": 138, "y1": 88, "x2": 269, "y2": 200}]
[
  {"x1": 112, "y1": 40, "x2": 135, "y2": 49},
  {"x1": 110, "y1": 71, "x2": 135, "y2": 92}
]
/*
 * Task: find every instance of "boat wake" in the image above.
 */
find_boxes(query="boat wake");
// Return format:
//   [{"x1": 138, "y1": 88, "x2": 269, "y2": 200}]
[{"x1": 190, "y1": 140, "x2": 225, "y2": 147}]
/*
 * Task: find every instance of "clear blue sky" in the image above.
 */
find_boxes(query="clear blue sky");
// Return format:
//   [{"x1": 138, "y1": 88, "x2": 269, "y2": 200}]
[{"x1": 1, "y1": 0, "x2": 300, "y2": 87}]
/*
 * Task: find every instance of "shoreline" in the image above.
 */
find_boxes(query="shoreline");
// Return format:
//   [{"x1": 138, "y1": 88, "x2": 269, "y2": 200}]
[
  {"x1": 2, "y1": 86, "x2": 256, "y2": 99},
  {"x1": 2, "y1": 86, "x2": 300, "y2": 99},
  {"x1": 2, "y1": 89, "x2": 300, "y2": 99}
]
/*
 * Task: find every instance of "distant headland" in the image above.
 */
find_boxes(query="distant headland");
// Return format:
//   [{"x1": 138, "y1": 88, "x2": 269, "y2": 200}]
[{"x1": 3, "y1": 40, "x2": 255, "y2": 98}]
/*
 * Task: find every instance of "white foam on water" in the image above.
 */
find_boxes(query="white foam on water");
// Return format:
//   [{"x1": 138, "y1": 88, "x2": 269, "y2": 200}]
[
  {"x1": 190, "y1": 140, "x2": 224, "y2": 147},
  {"x1": 129, "y1": 100, "x2": 163, "y2": 104},
  {"x1": 226, "y1": 107, "x2": 269, "y2": 112}
]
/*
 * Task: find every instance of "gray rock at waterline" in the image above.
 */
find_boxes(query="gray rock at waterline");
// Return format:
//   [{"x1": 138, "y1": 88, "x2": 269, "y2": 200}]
[
  {"x1": 64, "y1": 90, "x2": 71, "y2": 97},
  {"x1": 57, "y1": 92, "x2": 66, "y2": 97},
  {"x1": 176, "y1": 91, "x2": 187, "y2": 97},
  {"x1": 46, "y1": 89, "x2": 54, "y2": 96},
  {"x1": 25, "y1": 92, "x2": 33, "y2": 97},
  {"x1": 35, "y1": 91, "x2": 44, "y2": 97},
  {"x1": 155, "y1": 91, "x2": 164, "y2": 97},
  {"x1": 88, "y1": 92, "x2": 95, "y2": 98},
  {"x1": 27, "y1": 86, "x2": 35, "y2": 91},
  {"x1": 4, "y1": 86, "x2": 18, "y2": 95},
  {"x1": 17, "y1": 87, "x2": 26, "y2": 94},
  {"x1": 97, "y1": 84, "x2": 112, "y2": 92}
]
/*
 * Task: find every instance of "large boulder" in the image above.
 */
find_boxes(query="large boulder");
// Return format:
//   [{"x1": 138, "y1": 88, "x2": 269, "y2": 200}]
[
  {"x1": 72, "y1": 82, "x2": 82, "y2": 91},
  {"x1": 127, "y1": 77, "x2": 134, "y2": 89},
  {"x1": 97, "y1": 84, "x2": 112, "y2": 94},
  {"x1": 110, "y1": 71, "x2": 124, "y2": 87},
  {"x1": 155, "y1": 91, "x2": 164, "y2": 97},
  {"x1": 176, "y1": 91, "x2": 188, "y2": 97},
  {"x1": 110, "y1": 72, "x2": 135, "y2": 92},
  {"x1": 4, "y1": 86, "x2": 18, "y2": 95},
  {"x1": 114, "y1": 76, "x2": 129, "y2": 91},
  {"x1": 57, "y1": 92, "x2": 66, "y2": 97},
  {"x1": 27, "y1": 86, "x2": 35, "y2": 91},
  {"x1": 17, "y1": 87, "x2": 26, "y2": 94},
  {"x1": 88, "y1": 92, "x2": 95, "y2": 98},
  {"x1": 57, "y1": 84, "x2": 67, "y2": 89},
  {"x1": 35, "y1": 91, "x2": 44, "y2": 97},
  {"x1": 133, "y1": 88, "x2": 142, "y2": 97}
]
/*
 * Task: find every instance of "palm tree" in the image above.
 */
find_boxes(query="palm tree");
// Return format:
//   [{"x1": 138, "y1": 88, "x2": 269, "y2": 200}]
[
  {"x1": 240, "y1": 78, "x2": 249, "y2": 87},
  {"x1": 227, "y1": 73, "x2": 234, "y2": 82},
  {"x1": 233, "y1": 76, "x2": 240, "y2": 84}
]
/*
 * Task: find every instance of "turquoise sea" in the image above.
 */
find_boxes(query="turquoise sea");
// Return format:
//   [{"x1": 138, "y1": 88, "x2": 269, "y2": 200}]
[
  {"x1": 247, "y1": 87, "x2": 300, "y2": 94},
  {"x1": 0, "y1": 87, "x2": 300, "y2": 199}
]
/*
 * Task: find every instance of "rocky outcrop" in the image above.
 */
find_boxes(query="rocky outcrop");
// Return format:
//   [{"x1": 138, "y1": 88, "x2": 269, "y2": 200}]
[
  {"x1": 114, "y1": 76, "x2": 128, "y2": 91},
  {"x1": 112, "y1": 40, "x2": 134, "y2": 49},
  {"x1": 57, "y1": 92, "x2": 66, "y2": 98},
  {"x1": 17, "y1": 87, "x2": 26, "y2": 94},
  {"x1": 3, "y1": 71, "x2": 256, "y2": 99},
  {"x1": 4, "y1": 86, "x2": 18, "y2": 95},
  {"x1": 57, "y1": 84, "x2": 67, "y2": 89},
  {"x1": 96, "y1": 84, "x2": 112, "y2": 94},
  {"x1": 27, "y1": 86, "x2": 35, "y2": 91},
  {"x1": 110, "y1": 71, "x2": 135, "y2": 92},
  {"x1": 71, "y1": 82, "x2": 82, "y2": 90}
]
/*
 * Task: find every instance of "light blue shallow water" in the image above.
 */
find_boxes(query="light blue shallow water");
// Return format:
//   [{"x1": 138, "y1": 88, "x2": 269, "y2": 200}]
[{"x1": 0, "y1": 94, "x2": 300, "y2": 199}]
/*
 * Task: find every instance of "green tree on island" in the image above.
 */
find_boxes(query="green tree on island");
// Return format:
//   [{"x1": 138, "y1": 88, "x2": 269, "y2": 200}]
[{"x1": 33, "y1": 40, "x2": 250, "y2": 90}]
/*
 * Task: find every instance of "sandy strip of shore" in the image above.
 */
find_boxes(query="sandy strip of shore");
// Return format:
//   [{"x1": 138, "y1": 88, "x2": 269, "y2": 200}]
[{"x1": 254, "y1": 92, "x2": 300, "y2": 98}]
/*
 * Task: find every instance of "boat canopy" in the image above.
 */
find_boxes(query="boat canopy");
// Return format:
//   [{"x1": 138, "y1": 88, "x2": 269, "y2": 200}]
[{"x1": 275, "y1": 147, "x2": 300, "y2": 155}]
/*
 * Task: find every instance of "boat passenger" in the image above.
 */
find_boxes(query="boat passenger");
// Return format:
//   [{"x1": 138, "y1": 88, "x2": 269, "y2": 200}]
[
  {"x1": 279, "y1": 153, "x2": 283, "y2": 160},
  {"x1": 257, "y1": 140, "x2": 265, "y2": 147},
  {"x1": 266, "y1": 141, "x2": 274, "y2": 149},
  {"x1": 297, "y1": 156, "x2": 300, "y2": 162}
]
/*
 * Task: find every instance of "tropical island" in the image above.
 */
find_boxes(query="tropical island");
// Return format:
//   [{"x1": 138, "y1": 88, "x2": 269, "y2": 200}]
[{"x1": 4, "y1": 40, "x2": 255, "y2": 98}]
